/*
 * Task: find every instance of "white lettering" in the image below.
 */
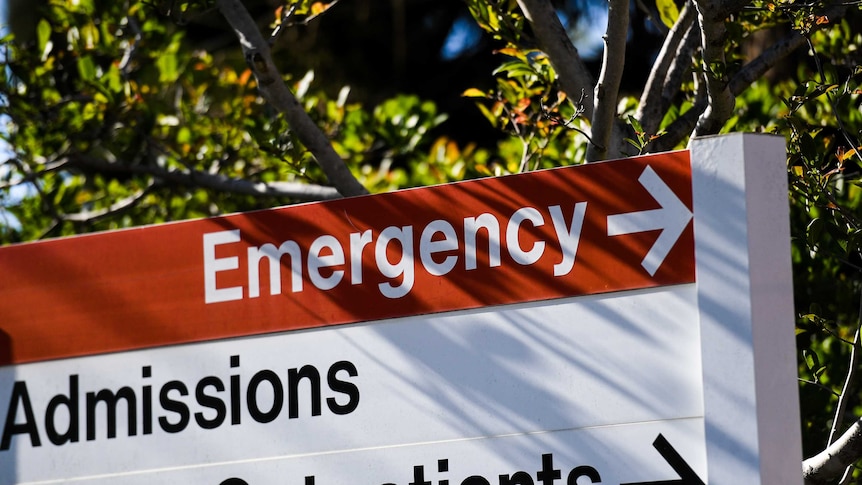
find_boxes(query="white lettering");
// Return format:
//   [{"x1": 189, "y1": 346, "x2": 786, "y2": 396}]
[
  {"x1": 375, "y1": 226, "x2": 415, "y2": 299},
  {"x1": 550, "y1": 203, "x2": 588, "y2": 276},
  {"x1": 203, "y1": 201, "x2": 588, "y2": 303},
  {"x1": 464, "y1": 213, "x2": 501, "y2": 270},
  {"x1": 248, "y1": 241, "x2": 303, "y2": 297},
  {"x1": 308, "y1": 235, "x2": 345, "y2": 290},
  {"x1": 349, "y1": 230, "x2": 373, "y2": 284},
  {"x1": 203, "y1": 230, "x2": 243, "y2": 304},
  {"x1": 507, "y1": 207, "x2": 545, "y2": 265},
  {"x1": 420, "y1": 220, "x2": 458, "y2": 276}
]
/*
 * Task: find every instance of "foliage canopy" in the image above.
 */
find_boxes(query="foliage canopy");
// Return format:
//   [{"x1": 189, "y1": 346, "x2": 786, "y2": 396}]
[{"x1": 3, "y1": 0, "x2": 862, "y2": 482}]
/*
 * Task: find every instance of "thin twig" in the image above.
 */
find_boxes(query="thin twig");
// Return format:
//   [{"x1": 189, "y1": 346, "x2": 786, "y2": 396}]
[
  {"x1": 799, "y1": 378, "x2": 842, "y2": 397},
  {"x1": 830, "y1": 293, "x2": 862, "y2": 485},
  {"x1": 60, "y1": 183, "x2": 156, "y2": 223},
  {"x1": 269, "y1": 4, "x2": 299, "y2": 45},
  {"x1": 270, "y1": 0, "x2": 342, "y2": 46},
  {"x1": 804, "y1": 34, "x2": 862, "y2": 167},
  {"x1": 829, "y1": 323, "x2": 862, "y2": 446}
]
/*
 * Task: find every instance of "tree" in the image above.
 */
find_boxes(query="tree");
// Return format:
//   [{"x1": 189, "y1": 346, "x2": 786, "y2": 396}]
[{"x1": 2, "y1": 0, "x2": 862, "y2": 483}]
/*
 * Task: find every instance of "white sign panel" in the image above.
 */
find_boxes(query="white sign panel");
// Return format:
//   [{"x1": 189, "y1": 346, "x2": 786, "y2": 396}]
[{"x1": 0, "y1": 134, "x2": 801, "y2": 484}]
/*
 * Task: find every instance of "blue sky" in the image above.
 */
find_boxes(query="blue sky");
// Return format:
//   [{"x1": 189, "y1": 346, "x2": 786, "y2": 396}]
[
  {"x1": 0, "y1": 0, "x2": 21, "y2": 231},
  {"x1": 441, "y1": 6, "x2": 608, "y2": 62}
]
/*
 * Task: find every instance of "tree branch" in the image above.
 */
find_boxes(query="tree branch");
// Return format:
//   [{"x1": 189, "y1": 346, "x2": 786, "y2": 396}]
[
  {"x1": 728, "y1": 31, "x2": 806, "y2": 95},
  {"x1": 831, "y1": 328, "x2": 862, "y2": 445},
  {"x1": 648, "y1": 18, "x2": 815, "y2": 152},
  {"x1": 828, "y1": 324, "x2": 862, "y2": 484},
  {"x1": 649, "y1": 90, "x2": 707, "y2": 153},
  {"x1": 685, "y1": 0, "x2": 810, "y2": 138},
  {"x1": 214, "y1": 0, "x2": 368, "y2": 197},
  {"x1": 586, "y1": 0, "x2": 629, "y2": 161},
  {"x1": 516, "y1": 0, "x2": 595, "y2": 120},
  {"x1": 0, "y1": 156, "x2": 71, "y2": 190},
  {"x1": 67, "y1": 154, "x2": 341, "y2": 201},
  {"x1": 804, "y1": 417, "x2": 862, "y2": 485},
  {"x1": 690, "y1": 0, "x2": 735, "y2": 138},
  {"x1": 60, "y1": 183, "x2": 155, "y2": 223},
  {"x1": 661, "y1": 21, "x2": 701, "y2": 107},
  {"x1": 636, "y1": 2, "x2": 696, "y2": 137},
  {"x1": 804, "y1": 196, "x2": 862, "y2": 485}
]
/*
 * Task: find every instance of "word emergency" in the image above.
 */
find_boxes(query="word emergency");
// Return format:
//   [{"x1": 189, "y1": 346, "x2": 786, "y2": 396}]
[{"x1": 204, "y1": 202, "x2": 588, "y2": 303}]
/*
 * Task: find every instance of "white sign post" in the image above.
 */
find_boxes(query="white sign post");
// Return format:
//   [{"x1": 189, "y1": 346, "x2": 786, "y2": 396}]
[
  {"x1": 692, "y1": 134, "x2": 802, "y2": 485},
  {"x1": 0, "y1": 133, "x2": 801, "y2": 484}
]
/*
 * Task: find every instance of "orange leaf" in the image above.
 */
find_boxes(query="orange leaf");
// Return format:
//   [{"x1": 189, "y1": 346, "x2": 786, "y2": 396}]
[
  {"x1": 238, "y1": 68, "x2": 253, "y2": 85},
  {"x1": 311, "y1": 2, "x2": 327, "y2": 15},
  {"x1": 839, "y1": 147, "x2": 861, "y2": 162},
  {"x1": 493, "y1": 48, "x2": 523, "y2": 59}
]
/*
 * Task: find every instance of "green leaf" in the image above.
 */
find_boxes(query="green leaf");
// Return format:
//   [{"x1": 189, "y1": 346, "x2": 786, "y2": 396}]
[
  {"x1": 157, "y1": 52, "x2": 179, "y2": 83},
  {"x1": 656, "y1": 0, "x2": 680, "y2": 29},
  {"x1": 37, "y1": 19, "x2": 53, "y2": 61},
  {"x1": 627, "y1": 115, "x2": 644, "y2": 134},
  {"x1": 803, "y1": 349, "x2": 820, "y2": 370},
  {"x1": 493, "y1": 60, "x2": 537, "y2": 78},
  {"x1": 105, "y1": 65, "x2": 123, "y2": 93},
  {"x1": 77, "y1": 56, "x2": 97, "y2": 82},
  {"x1": 476, "y1": 102, "x2": 499, "y2": 128},
  {"x1": 807, "y1": 218, "x2": 824, "y2": 247},
  {"x1": 462, "y1": 88, "x2": 487, "y2": 98}
]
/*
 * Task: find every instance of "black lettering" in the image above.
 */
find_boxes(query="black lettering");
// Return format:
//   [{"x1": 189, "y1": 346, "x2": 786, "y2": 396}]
[
  {"x1": 500, "y1": 472, "x2": 534, "y2": 485},
  {"x1": 536, "y1": 454, "x2": 560, "y2": 485},
  {"x1": 230, "y1": 355, "x2": 241, "y2": 425},
  {"x1": 461, "y1": 477, "x2": 490, "y2": 485},
  {"x1": 158, "y1": 380, "x2": 190, "y2": 433},
  {"x1": 45, "y1": 375, "x2": 79, "y2": 445},
  {"x1": 142, "y1": 366, "x2": 153, "y2": 435},
  {"x1": 439, "y1": 459, "x2": 449, "y2": 485},
  {"x1": 0, "y1": 356, "x2": 362, "y2": 449},
  {"x1": 195, "y1": 376, "x2": 227, "y2": 429},
  {"x1": 288, "y1": 365, "x2": 321, "y2": 418},
  {"x1": 566, "y1": 466, "x2": 601, "y2": 485},
  {"x1": 247, "y1": 370, "x2": 283, "y2": 423},
  {"x1": 1, "y1": 381, "x2": 41, "y2": 450},
  {"x1": 410, "y1": 465, "x2": 431, "y2": 485},
  {"x1": 326, "y1": 360, "x2": 360, "y2": 415},
  {"x1": 86, "y1": 387, "x2": 136, "y2": 440}
]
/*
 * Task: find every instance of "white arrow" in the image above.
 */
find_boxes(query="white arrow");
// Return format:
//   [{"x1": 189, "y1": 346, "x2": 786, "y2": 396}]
[{"x1": 606, "y1": 165, "x2": 692, "y2": 276}]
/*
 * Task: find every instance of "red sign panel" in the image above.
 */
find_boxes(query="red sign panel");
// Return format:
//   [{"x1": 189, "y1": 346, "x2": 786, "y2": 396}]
[{"x1": 0, "y1": 151, "x2": 693, "y2": 365}]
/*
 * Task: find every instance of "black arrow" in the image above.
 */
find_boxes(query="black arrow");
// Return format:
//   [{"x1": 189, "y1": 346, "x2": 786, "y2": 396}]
[{"x1": 620, "y1": 433, "x2": 705, "y2": 485}]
